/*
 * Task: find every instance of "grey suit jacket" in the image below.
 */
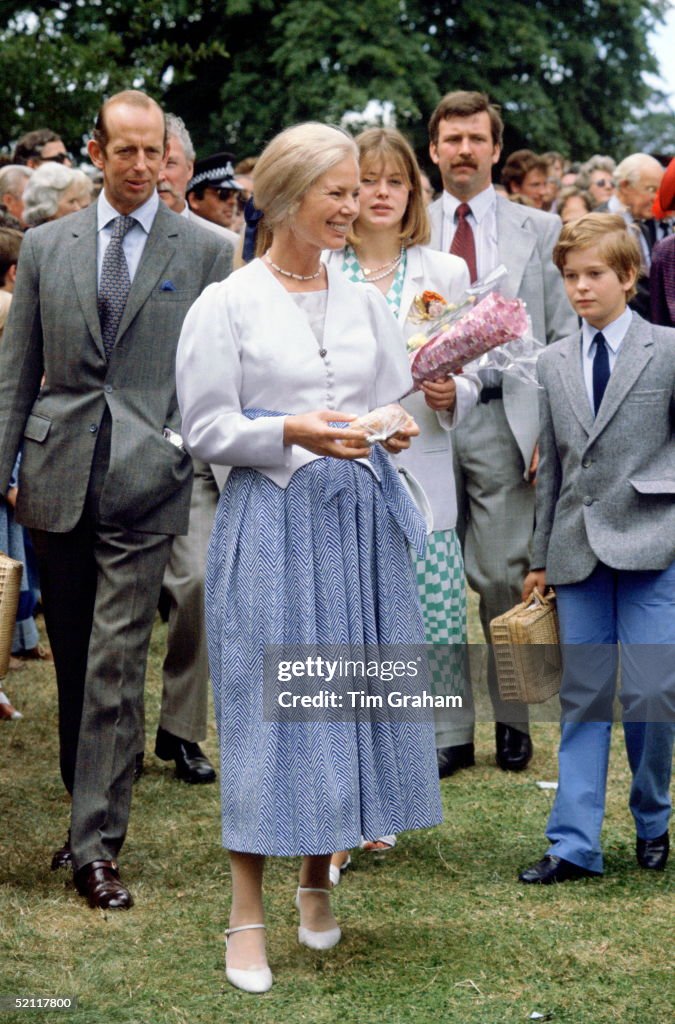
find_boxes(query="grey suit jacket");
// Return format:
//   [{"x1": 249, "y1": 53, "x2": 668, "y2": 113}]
[
  {"x1": 429, "y1": 194, "x2": 577, "y2": 470},
  {"x1": 531, "y1": 314, "x2": 675, "y2": 583},
  {"x1": 0, "y1": 200, "x2": 232, "y2": 535}
]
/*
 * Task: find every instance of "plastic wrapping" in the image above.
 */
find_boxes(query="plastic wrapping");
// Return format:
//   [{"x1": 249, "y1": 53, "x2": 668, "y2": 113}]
[{"x1": 352, "y1": 404, "x2": 415, "y2": 445}]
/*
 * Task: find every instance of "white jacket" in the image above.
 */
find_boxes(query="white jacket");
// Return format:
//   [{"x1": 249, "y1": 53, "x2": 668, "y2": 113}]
[{"x1": 176, "y1": 258, "x2": 412, "y2": 489}]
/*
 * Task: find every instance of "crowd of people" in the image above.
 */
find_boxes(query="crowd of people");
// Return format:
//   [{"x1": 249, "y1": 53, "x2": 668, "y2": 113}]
[{"x1": 0, "y1": 87, "x2": 673, "y2": 996}]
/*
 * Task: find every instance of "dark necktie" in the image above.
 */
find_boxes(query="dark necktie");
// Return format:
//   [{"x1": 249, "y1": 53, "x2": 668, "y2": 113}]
[
  {"x1": 592, "y1": 331, "x2": 610, "y2": 415},
  {"x1": 450, "y1": 202, "x2": 477, "y2": 283},
  {"x1": 98, "y1": 215, "x2": 135, "y2": 359}
]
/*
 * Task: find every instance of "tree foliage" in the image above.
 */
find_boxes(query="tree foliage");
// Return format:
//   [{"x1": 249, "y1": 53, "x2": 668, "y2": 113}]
[{"x1": 0, "y1": 0, "x2": 670, "y2": 166}]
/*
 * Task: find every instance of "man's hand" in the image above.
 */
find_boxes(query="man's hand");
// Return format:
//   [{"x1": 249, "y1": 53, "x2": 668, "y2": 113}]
[{"x1": 522, "y1": 569, "x2": 546, "y2": 603}]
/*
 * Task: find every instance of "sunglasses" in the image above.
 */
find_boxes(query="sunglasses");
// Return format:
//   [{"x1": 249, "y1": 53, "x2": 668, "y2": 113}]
[
  {"x1": 592, "y1": 178, "x2": 614, "y2": 189},
  {"x1": 42, "y1": 152, "x2": 73, "y2": 165},
  {"x1": 206, "y1": 186, "x2": 239, "y2": 202}
]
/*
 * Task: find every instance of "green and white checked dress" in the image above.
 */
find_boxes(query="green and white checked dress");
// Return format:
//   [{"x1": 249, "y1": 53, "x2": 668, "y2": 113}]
[{"x1": 341, "y1": 246, "x2": 467, "y2": 692}]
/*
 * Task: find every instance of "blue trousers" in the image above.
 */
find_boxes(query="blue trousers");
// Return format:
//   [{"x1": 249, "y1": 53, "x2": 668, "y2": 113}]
[{"x1": 546, "y1": 561, "x2": 675, "y2": 873}]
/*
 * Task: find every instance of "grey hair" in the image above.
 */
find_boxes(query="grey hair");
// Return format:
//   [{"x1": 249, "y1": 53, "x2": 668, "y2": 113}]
[
  {"x1": 0, "y1": 164, "x2": 32, "y2": 198},
  {"x1": 614, "y1": 153, "x2": 663, "y2": 187},
  {"x1": 165, "y1": 113, "x2": 196, "y2": 163},
  {"x1": 22, "y1": 163, "x2": 91, "y2": 227},
  {"x1": 576, "y1": 155, "x2": 615, "y2": 189}
]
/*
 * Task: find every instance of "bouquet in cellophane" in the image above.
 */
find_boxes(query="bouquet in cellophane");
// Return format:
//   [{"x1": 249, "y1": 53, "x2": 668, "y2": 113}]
[{"x1": 404, "y1": 265, "x2": 542, "y2": 393}]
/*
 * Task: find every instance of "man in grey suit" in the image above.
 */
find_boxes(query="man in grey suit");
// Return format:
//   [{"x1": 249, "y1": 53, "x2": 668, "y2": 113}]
[
  {"x1": 0, "y1": 90, "x2": 231, "y2": 909},
  {"x1": 427, "y1": 91, "x2": 577, "y2": 775}
]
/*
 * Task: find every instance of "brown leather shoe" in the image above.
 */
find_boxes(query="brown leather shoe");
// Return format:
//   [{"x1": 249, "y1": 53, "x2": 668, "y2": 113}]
[
  {"x1": 74, "y1": 860, "x2": 133, "y2": 910},
  {"x1": 51, "y1": 833, "x2": 73, "y2": 871}
]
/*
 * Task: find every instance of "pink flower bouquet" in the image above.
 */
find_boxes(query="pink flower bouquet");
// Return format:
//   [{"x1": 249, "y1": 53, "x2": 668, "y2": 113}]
[{"x1": 408, "y1": 290, "x2": 529, "y2": 390}]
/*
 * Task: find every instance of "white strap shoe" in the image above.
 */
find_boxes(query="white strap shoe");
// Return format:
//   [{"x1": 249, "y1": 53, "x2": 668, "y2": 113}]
[
  {"x1": 329, "y1": 853, "x2": 351, "y2": 888},
  {"x1": 295, "y1": 887, "x2": 342, "y2": 950},
  {"x1": 224, "y1": 923, "x2": 273, "y2": 994}
]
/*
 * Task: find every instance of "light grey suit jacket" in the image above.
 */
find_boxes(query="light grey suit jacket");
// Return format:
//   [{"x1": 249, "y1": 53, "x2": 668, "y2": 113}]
[
  {"x1": 429, "y1": 194, "x2": 577, "y2": 471},
  {"x1": 531, "y1": 314, "x2": 675, "y2": 583},
  {"x1": 0, "y1": 200, "x2": 232, "y2": 535}
]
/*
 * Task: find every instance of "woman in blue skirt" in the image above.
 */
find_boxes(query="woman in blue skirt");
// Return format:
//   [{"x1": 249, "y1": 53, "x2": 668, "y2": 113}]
[{"x1": 176, "y1": 123, "x2": 443, "y2": 994}]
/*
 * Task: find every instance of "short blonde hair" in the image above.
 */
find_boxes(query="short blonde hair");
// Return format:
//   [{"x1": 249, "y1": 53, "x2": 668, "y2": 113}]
[
  {"x1": 553, "y1": 213, "x2": 642, "y2": 300},
  {"x1": 350, "y1": 127, "x2": 429, "y2": 247},
  {"x1": 253, "y1": 122, "x2": 357, "y2": 255}
]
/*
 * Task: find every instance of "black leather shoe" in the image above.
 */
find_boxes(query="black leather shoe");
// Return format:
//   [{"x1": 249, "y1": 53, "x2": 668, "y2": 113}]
[
  {"x1": 74, "y1": 860, "x2": 133, "y2": 909},
  {"x1": 133, "y1": 751, "x2": 144, "y2": 783},
  {"x1": 495, "y1": 723, "x2": 533, "y2": 772},
  {"x1": 636, "y1": 831, "x2": 669, "y2": 871},
  {"x1": 51, "y1": 833, "x2": 72, "y2": 871},
  {"x1": 155, "y1": 726, "x2": 216, "y2": 784},
  {"x1": 437, "y1": 742, "x2": 475, "y2": 778},
  {"x1": 519, "y1": 854, "x2": 600, "y2": 884}
]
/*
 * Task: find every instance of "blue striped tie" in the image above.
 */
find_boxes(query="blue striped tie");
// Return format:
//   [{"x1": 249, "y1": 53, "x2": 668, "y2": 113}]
[{"x1": 98, "y1": 215, "x2": 135, "y2": 360}]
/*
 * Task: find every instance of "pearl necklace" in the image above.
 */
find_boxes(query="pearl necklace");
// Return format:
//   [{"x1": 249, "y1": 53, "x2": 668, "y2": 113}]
[
  {"x1": 265, "y1": 252, "x2": 323, "y2": 281},
  {"x1": 356, "y1": 244, "x2": 405, "y2": 282}
]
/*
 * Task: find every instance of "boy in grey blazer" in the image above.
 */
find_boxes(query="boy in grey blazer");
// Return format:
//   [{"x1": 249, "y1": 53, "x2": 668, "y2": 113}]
[{"x1": 520, "y1": 214, "x2": 674, "y2": 884}]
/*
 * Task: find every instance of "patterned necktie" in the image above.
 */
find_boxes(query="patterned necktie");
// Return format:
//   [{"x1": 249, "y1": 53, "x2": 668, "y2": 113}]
[
  {"x1": 450, "y1": 202, "x2": 477, "y2": 283},
  {"x1": 592, "y1": 331, "x2": 610, "y2": 415},
  {"x1": 98, "y1": 215, "x2": 135, "y2": 359}
]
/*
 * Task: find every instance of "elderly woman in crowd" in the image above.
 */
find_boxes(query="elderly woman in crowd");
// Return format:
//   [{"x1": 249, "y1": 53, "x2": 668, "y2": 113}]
[
  {"x1": 176, "y1": 122, "x2": 442, "y2": 994},
  {"x1": 577, "y1": 155, "x2": 616, "y2": 208},
  {"x1": 22, "y1": 163, "x2": 92, "y2": 227},
  {"x1": 324, "y1": 126, "x2": 479, "y2": 874}
]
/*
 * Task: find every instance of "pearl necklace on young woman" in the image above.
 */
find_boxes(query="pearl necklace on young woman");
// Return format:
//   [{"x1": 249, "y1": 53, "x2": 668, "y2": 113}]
[
  {"x1": 265, "y1": 252, "x2": 323, "y2": 281},
  {"x1": 355, "y1": 244, "x2": 405, "y2": 282}
]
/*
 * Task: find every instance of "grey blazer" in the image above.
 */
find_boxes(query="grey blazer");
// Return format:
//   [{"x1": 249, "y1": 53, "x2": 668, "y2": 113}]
[
  {"x1": 429, "y1": 194, "x2": 577, "y2": 471},
  {"x1": 531, "y1": 314, "x2": 675, "y2": 583},
  {"x1": 0, "y1": 200, "x2": 232, "y2": 535}
]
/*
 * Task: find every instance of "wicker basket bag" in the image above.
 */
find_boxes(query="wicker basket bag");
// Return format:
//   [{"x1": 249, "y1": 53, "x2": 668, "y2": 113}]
[
  {"x1": 0, "y1": 551, "x2": 23, "y2": 680},
  {"x1": 489, "y1": 588, "x2": 561, "y2": 703}
]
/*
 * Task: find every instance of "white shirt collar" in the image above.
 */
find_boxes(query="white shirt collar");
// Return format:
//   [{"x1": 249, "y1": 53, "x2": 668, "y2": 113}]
[
  {"x1": 97, "y1": 189, "x2": 159, "y2": 234},
  {"x1": 441, "y1": 184, "x2": 496, "y2": 223},
  {"x1": 581, "y1": 307, "x2": 633, "y2": 357}
]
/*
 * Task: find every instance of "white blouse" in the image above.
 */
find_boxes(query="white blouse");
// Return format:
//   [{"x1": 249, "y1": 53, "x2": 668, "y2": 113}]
[{"x1": 176, "y1": 258, "x2": 412, "y2": 488}]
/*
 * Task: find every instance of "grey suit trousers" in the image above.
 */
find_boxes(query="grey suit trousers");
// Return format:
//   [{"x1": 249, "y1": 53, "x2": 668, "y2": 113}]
[
  {"x1": 159, "y1": 460, "x2": 219, "y2": 742},
  {"x1": 32, "y1": 511, "x2": 171, "y2": 871},
  {"x1": 452, "y1": 398, "x2": 533, "y2": 740}
]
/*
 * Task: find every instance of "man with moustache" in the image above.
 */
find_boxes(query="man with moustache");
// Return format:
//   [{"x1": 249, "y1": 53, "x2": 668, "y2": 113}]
[
  {"x1": 0, "y1": 90, "x2": 231, "y2": 909},
  {"x1": 427, "y1": 91, "x2": 577, "y2": 776}
]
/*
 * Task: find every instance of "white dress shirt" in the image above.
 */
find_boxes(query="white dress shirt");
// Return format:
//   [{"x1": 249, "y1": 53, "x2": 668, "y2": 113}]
[
  {"x1": 96, "y1": 189, "x2": 159, "y2": 285},
  {"x1": 580, "y1": 306, "x2": 632, "y2": 411},
  {"x1": 440, "y1": 185, "x2": 499, "y2": 278}
]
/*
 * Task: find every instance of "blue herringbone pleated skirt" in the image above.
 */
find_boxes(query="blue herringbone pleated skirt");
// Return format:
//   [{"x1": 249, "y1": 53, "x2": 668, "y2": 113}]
[{"x1": 205, "y1": 453, "x2": 443, "y2": 855}]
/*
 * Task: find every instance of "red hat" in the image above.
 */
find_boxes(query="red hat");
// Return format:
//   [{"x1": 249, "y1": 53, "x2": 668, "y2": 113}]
[{"x1": 652, "y1": 157, "x2": 675, "y2": 218}]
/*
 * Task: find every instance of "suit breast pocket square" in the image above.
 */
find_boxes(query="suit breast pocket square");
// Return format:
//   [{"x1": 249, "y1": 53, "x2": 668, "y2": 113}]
[{"x1": 160, "y1": 280, "x2": 177, "y2": 291}]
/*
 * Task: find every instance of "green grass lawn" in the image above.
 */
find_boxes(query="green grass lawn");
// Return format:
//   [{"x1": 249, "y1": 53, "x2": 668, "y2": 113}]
[{"x1": 0, "y1": 602, "x2": 672, "y2": 1024}]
